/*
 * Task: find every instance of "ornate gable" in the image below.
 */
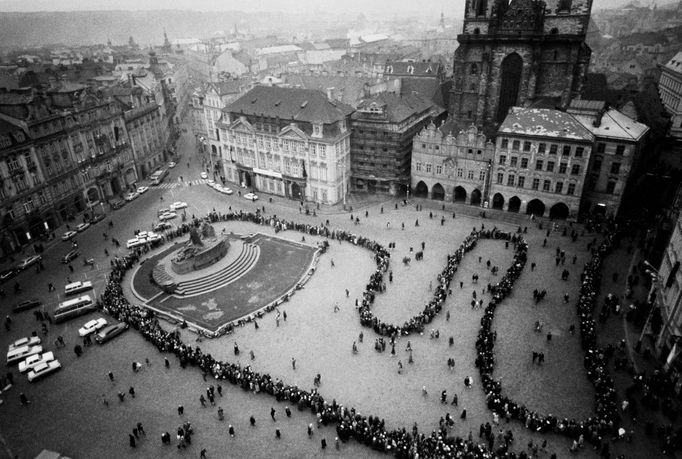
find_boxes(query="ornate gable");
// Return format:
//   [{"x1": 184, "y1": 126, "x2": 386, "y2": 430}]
[
  {"x1": 278, "y1": 123, "x2": 308, "y2": 141},
  {"x1": 230, "y1": 116, "x2": 255, "y2": 134}
]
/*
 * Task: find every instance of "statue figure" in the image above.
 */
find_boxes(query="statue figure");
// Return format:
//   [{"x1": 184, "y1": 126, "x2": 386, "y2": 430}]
[
  {"x1": 189, "y1": 227, "x2": 203, "y2": 246},
  {"x1": 201, "y1": 222, "x2": 216, "y2": 239}
]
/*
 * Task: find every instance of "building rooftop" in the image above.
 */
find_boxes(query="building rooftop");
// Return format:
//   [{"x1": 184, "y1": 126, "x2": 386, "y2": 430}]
[
  {"x1": 0, "y1": 92, "x2": 34, "y2": 105},
  {"x1": 665, "y1": 51, "x2": 682, "y2": 75},
  {"x1": 573, "y1": 108, "x2": 649, "y2": 142},
  {"x1": 385, "y1": 61, "x2": 442, "y2": 77},
  {"x1": 225, "y1": 85, "x2": 353, "y2": 124},
  {"x1": 257, "y1": 44, "x2": 302, "y2": 55},
  {"x1": 353, "y1": 92, "x2": 440, "y2": 123},
  {"x1": 283, "y1": 74, "x2": 374, "y2": 107},
  {"x1": 498, "y1": 107, "x2": 594, "y2": 142}
]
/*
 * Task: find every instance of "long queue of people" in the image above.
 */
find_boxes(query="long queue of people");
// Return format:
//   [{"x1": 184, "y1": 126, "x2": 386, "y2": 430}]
[{"x1": 101, "y1": 209, "x2": 621, "y2": 456}]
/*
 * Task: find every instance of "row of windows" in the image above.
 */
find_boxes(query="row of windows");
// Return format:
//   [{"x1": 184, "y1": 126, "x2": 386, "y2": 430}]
[
  {"x1": 500, "y1": 139, "x2": 587, "y2": 157},
  {"x1": 495, "y1": 172, "x2": 577, "y2": 195},
  {"x1": 499, "y1": 156, "x2": 582, "y2": 175},
  {"x1": 420, "y1": 143, "x2": 484, "y2": 156}
]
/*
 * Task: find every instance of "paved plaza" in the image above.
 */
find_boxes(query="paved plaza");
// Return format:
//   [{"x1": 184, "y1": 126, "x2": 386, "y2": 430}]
[{"x1": 0, "y1": 127, "x2": 676, "y2": 459}]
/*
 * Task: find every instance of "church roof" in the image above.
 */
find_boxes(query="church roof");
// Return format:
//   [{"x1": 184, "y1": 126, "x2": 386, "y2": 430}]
[{"x1": 498, "y1": 107, "x2": 594, "y2": 142}]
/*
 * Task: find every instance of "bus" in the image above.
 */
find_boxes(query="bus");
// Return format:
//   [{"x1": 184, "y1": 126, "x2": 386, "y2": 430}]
[
  {"x1": 150, "y1": 169, "x2": 168, "y2": 186},
  {"x1": 54, "y1": 295, "x2": 95, "y2": 323},
  {"x1": 64, "y1": 280, "x2": 93, "y2": 296}
]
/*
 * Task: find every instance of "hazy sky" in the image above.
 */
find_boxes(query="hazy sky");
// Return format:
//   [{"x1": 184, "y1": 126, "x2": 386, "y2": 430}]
[{"x1": 0, "y1": 0, "x2": 671, "y2": 14}]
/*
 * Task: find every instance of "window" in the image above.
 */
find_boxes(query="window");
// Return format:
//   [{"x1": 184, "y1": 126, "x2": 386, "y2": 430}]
[
  {"x1": 567, "y1": 183, "x2": 576, "y2": 195},
  {"x1": 596, "y1": 142, "x2": 605, "y2": 153},
  {"x1": 425, "y1": 163, "x2": 432, "y2": 173},
  {"x1": 521, "y1": 158, "x2": 528, "y2": 169},
  {"x1": 416, "y1": 162, "x2": 422, "y2": 172},
  {"x1": 507, "y1": 174, "x2": 515, "y2": 186},
  {"x1": 501, "y1": 138, "x2": 509, "y2": 149},
  {"x1": 559, "y1": 162, "x2": 567, "y2": 174},
  {"x1": 536, "y1": 160, "x2": 544, "y2": 170},
  {"x1": 543, "y1": 180, "x2": 551, "y2": 192},
  {"x1": 497, "y1": 172, "x2": 504, "y2": 184},
  {"x1": 571, "y1": 164, "x2": 580, "y2": 175},
  {"x1": 575, "y1": 147, "x2": 584, "y2": 158},
  {"x1": 562, "y1": 146, "x2": 571, "y2": 156},
  {"x1": 547, "y1": 161, "x2": 555, "y2": 172},
  {"x1": 468, "y1": 170, "x2": 475, "y2": 180},
  {"x1": 606, "y1": 180, "x2": 616, "y2": 194},
  {"x1": 457, "y1": 168, "x2": 463, "y2": 177},
  {"x1": 510, "y1": 157, "x2": 518, "y2": 167},
  {"x1": 538, "y1": 143, "x2": 546, "y2": 153},
  {"x1": 523, "y1": 141, "x2": 531, "y2": 152},
  {"x1": 517, "y1": 176, "x2": 525, "y2": 188},
  {"x1": 436, "y1": 165, "x2": 443, "y2": 174},
  {"x1": 549, "y1": 144, "x2": 557, "y2": 155},
  {"x1": 615, "y1": 145, "x2": 625, "y2": 156},
  {"x1": 512, "y1": 140, "x2": 520, "y2": 150},
  {"x1": 499, "y1": 155, "x2": 506, "y2": 165},
  {"x1": 555, "y1": 182, "x2": 563, "y2": 193},
  {"x1": 592, "y1": 158, "x2": 602, "y2": 171},
  {"x1": 479, "y1": 170, "x2": 486, "y2": 181},
  {"x1": 610, "y1": 162, "x2": 621, "y2": 174},
  {"x1": 532, "y1": 178, "x2": 540, "y2": 190}
]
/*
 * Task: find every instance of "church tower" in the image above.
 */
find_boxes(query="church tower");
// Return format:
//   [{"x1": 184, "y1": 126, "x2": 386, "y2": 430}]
[{"x1": 450, "y1": 0, "x2": 593, "y2": 127}]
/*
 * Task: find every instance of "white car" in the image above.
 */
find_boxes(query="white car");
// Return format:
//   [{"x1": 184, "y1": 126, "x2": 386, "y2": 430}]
[
  {"x1": 8, "y1": 336, "x2": 41, "y2": 352},
  {"x1": 168, "y1": 161, "x2": 176, "y2": 168},
  {"x1": 207, "y1": 179, "x2": 215, "y2": 185},
  {"x1": 243, "y1": 192, "x2": 259, "y2": 201},
  {"x1": 7, "y1": 345, "x2": 43, "y2": 366},
  {"x1": 137, "y1": 186, "x2": 149, "y2": 194},
  {"x1": 169, "y1": 201, "x2": 188, "y2": 211},
  {"x1": 27, "y1": 360, "x2": 62, "y2": 382},
  {"x1": 19, "y1": 351, "x2": 55, "y2": 373},
  {"x1": 124, "y1": 192, "x2": 139, "y2": 202},
  {"x1": 126, "y1": 237, "x2": 146, "y2": 249},
  {"x1": 200, "y1": 172, "x2": 208, "y2": 179},
  {"x1": 78, "y1": 318, "x2": 108, "y2": 337},
  {"x1": 61, "y1": 230, "x2": 78, "y2": 241},
  {"x1": 159, "y1": 211, "x2": 177, "y2": 221},
  {"x1": 75, "y1": 222, "x2": 90, "y2": 232},
  {"x1": 220, "y1": 186, "x2": 233, "y2": 195},
  {"x1": 17, "y1": 255, "x2": 42, "y2": 270}
]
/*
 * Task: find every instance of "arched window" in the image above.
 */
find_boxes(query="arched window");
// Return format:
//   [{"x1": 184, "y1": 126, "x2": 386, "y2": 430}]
[{"x1": 475, "y1": 0, "x2": 487, "y2": 16}]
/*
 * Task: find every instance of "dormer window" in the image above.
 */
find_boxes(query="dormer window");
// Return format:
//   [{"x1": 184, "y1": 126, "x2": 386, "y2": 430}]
[
  {"x1": 407, "y1": 65, "x2": 414, "y2": 74},
  {"x1": 340, "y1": 120, "x2": 347, "y2": 133},
  {"x1": 313, "y1": 124, "x2": 323, "y2": 138}
]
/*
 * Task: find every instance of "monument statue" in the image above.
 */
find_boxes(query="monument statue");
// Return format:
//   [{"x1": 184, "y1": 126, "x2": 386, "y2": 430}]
[{"x1": 167, "y1": 221, "x2": 229, "y2": 274}]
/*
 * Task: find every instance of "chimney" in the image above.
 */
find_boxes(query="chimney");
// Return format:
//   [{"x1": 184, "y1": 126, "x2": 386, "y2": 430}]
[{"x1": 593, "y1": 108, "x2": 605, "y2": 128}]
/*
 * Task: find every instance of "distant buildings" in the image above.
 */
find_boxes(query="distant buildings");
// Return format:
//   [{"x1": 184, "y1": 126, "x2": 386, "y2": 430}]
[
  {"x1": 659, "y1": 51, "x2": 682, "y2": 140},
  {"x1": 219, "y1": 86, "x2": 353, "y2": 204}
]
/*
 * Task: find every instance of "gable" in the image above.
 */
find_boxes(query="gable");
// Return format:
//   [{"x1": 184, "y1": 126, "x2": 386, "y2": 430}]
[{"x1": 278, "y1": 124, "x2": 308, "y2": 141}]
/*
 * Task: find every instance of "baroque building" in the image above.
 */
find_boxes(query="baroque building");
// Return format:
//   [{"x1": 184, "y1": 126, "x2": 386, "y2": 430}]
[
  {"x1": 450, "y1": 0, "x2": 593, "y2": 126},
  {"x1": 411, "y1": 121, "x2": 495, "y2": 204}
]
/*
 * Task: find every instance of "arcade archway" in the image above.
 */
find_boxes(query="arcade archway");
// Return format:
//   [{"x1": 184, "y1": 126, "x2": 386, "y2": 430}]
[
  {"x1": 526, "y1": 199, "x2": 545, "y2": 217},
  {"x1": 492, "y1": 193, "x2": 504, "y2": 210},
  {"x1": 549, "y1": 202, "x2": 569, "y2": 220},
  {"x1": 431, "y1": 183, "x2": 445, "y2": 201},
  {"x1": 508, "y1": 196, "x2": 521, "y2": 213},
  {"x1": 453, "y1": 186, "x2": 467, "y2": 203},
  {"x1": 414, "y1": 181, "x2": 428, "y2": 199}
]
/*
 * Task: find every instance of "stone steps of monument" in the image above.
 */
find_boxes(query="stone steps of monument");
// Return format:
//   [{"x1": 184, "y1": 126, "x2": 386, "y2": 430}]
[{"x1": 174, "y1": 243, "x2": 259, "y2": 296}]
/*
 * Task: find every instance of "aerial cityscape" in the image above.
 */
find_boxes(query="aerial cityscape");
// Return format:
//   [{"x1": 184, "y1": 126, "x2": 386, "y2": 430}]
[{"x1": 1, "y1": 0, "x2": 682, "y2": 458}]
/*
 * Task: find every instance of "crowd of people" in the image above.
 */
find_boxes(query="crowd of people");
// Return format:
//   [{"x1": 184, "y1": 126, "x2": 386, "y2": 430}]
[{"x1": 98, "y1": 208, "x2": 625, "y2": 456}]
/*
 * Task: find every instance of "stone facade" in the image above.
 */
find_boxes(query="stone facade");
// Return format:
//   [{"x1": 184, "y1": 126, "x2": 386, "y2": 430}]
[
  {"x1": 451, "y1": 0, "x2": 593, "y2": 127},
  {"x1": 411, "y1": 122, "x2": 495, "y2": 205},
  {"x1": 659, "y1": 51, "x2": 682, "y2": 141},
  {"x1": 491, "y1": 107, "x2": 594, "y2": 219}
]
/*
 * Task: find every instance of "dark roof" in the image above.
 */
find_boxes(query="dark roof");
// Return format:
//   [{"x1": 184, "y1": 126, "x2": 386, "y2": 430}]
[
  {"x1": 284, "y1": 74, "x2": 374, "y2": 107},
  {"x1": 325, "y1": 38, "x2": 350, "y2": 50},
  {"x1": 438, "y1": 118, "x2": 465, "y2": 136},
  {"x1": 226, "y1": 85, "x2": 353, "y2": 124},
  {"x1": 212, "y1": 80, "x2": 244, "y2": 96},
  {"x1": 0, "y1": 92, "x2": 34, "y2": 105},
  {"x1": 0, "y1": 118, "x2": 29, "y2": 146},
  {"x1": 400, "y1": 78, "x2": 442, "y2": 105},
  {"x1": 353, "y1": 92, "x2": 439, "y2": 123}
]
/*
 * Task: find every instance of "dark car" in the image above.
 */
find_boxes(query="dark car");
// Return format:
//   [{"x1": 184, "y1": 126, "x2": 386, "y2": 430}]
[
  {"x1": 13, "y1": 298, "x2": 42, "y2": 313},
  {"x1": 153, "y1": 222, "x2": 173, "y2": 232},
  {"x1": 61, "y1": 249, "x2": 80, "y2": 264},
  {"x1": 111, "y1": 200, "x2": 126, "y2": 210},
  {"x1": 0, "y1": 267, "x2": 19, "y2": 284},
  {"x1": 95, "y1": 323, "x2": 129, "y2": 344}
]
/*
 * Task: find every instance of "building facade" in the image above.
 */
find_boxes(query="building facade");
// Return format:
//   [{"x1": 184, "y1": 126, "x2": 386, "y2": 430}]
[
  {"x1": 450, "y1": 0, "x2": 593, "y2": 126},
  {"x1": 491, "y1": 107, "x2": 593, "y2": 219},
  {"x1": 411, "y1": 121, "x2": 495, "y2": 204},
  {"x1": 659, "y1": 51, "x2": 682, "y2": 141},
  {"x1": 219, "y1": 86, "x2": 353, "y2": 205},
  {"x1": 567, "y1": 100, "x2": 650, "y2": 217},
  {"x1": 350, "y1": 92, "x2": 444, "y2": 196},
  {"x1": 124, "y1": 103, "x2": 166, "y2": 180}
]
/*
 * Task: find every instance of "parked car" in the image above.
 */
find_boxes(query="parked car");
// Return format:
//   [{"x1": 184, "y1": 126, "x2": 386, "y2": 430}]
[
  {"x1": 137, "y1": 186, "x2": 149, "y2": 194},
  {"x1": 243, "y1": 193, "x2": 259, "y2": 201},
  {"x1": 19, "y1": 351, "x2": 55, "y2": 373},
  {"x1": 126, "y1": 238, "x2": 146, "y2": 249},
  {"x1": 0, "y1": 267, "x2": 19, "y2": 284},
  {"x1": 7, "y1": 345, "x2": 43, "y2": 366},
  {"x1": 13, "y1": 298, "x2": 42, "y2": 313},
  {"x1": 8, "y1": 336, "x2": 41, "y2": 352},
  {"x1": 200, "y1": 171, "x2": 208, "y2": 179},
  {"x1": 95, "y1": 323, "x2": 129, "y2": 344},
  {"x1": 111, "y1": 200, "x2": 126, "y2": 210},
  {"x1": 170, "y1": 201, "x2": 188, "y2": 211},
  {"x1": 75, "y1": 222, "x2": 90, "y2": 232},
  {"x1": 159, "y1": 211, "x2": 177, "y2": 221},
  {"x1": 78, "y1": 318, "x2": 108, "y2": 337},
  {"x1": 61, "y1": 230, "x2": 78, "y2": 241},
  {"x1": 89, "y1": 214, "x2": 105, "y2": 224},
  {"x1": 61, "y1": 249, "x2": 80, "y2": 264},
  {"x1": 153, "y1": 222, "x2": 173, "y2": 232},
  {"x1": 168, "y1": 161, "x2": 176, "y2": 168},
  {"x1": 17, "y1": 255, "x2": 42, "y2": 270},
  {"x1": 220, "y1": 186, "x2": 234, "y2": 195},
  {"x1": 124, "y1": 192, "x2": 139, "y2": 202},
  {"x1": 27, "y1": 360, "x2": 62, "y2": 382}
]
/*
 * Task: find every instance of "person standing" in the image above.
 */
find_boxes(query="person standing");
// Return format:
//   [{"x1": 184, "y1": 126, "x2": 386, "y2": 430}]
[
  {"x1": 270, "y1": 407, "x2": 276, "y2": 421},
  {"x1": 19, "y1": 392, "x2": 29, "y2": 406},
  {"x1": 291, "y1": 358, "x2": 296, "y2": 370},
  {"x1": 129, "y1": 433, "x2": 136, "y2": 448}
]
